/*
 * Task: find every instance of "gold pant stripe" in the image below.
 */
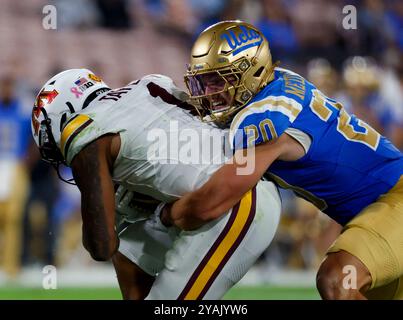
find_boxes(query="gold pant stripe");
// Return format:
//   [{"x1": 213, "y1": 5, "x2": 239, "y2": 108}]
[{"x1": 182, "y1": 188, "x2": 255, "y2": 300}]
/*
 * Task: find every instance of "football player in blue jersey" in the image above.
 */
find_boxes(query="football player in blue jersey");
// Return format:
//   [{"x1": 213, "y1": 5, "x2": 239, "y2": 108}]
[{"x1": 162, "y1": 21, "x2": 403, "y2": 299}]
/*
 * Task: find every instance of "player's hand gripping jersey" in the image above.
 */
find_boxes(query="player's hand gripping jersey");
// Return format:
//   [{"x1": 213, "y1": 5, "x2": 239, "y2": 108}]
[{"x1": 230, "y1": 68, "x2": 403, "y2": 225}]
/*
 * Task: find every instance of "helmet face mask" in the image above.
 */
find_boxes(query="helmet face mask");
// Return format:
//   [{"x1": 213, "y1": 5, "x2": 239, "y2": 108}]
[
  {"x1": 185, "y1": 67, "x2": 242, "y2": 116},
  {"x1": 32, "y1": 89, "x2": 66, "y2": 165},
  {"x1": 36, "y1": 114, "x2": 76, "y2": 185},
  {"x1": 38, "y1": 117, "x2": 65, "y2": 165},
  {"x1": 185, "y1": 20, "x2": 275, "y2": 125}
]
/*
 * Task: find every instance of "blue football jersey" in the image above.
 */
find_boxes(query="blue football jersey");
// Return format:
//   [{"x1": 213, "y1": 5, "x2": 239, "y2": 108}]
[
  {"x1": 0, "y1": 100, "x2": 31, "y2": 161},
  {"x1": 230, "y1": 68, "x2": 403, "y2": 225}
]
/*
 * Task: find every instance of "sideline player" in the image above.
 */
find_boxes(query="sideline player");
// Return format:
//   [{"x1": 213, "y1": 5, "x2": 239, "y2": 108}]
[
  {"x1": 30, "y1": 69, "x2": 281, "y2": 299},
  {"x1": 164, "y1": 21, "x2": 403, "y2": 299}
]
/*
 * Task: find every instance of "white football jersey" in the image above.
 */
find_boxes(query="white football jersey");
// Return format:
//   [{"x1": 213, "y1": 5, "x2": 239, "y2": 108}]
[
  {"x1": 60, "y1": 75, "x2": 283, "y2": 299},
  {"x1": 61, "y1": 74, "x2": 231, "y2": 204}
]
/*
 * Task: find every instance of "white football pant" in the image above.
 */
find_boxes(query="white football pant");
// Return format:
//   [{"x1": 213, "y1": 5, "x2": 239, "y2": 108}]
[{"x1": 118, "y1": 180, "x2": 281, "y2": 300}]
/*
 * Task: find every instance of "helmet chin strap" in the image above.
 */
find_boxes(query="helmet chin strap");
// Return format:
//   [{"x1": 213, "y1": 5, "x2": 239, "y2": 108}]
[
  {"x1": 53, "y1": 162, "x2": 76, "y2": 185},
  {"x1": 39, "y1": 108, "x2": 77, "y2": 185}
]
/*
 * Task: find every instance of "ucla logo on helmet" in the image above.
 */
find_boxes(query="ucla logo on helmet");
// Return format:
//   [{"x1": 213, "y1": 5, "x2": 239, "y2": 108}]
[{"x1": 220, "y1": 26, "x2": 263, "y2": 56}]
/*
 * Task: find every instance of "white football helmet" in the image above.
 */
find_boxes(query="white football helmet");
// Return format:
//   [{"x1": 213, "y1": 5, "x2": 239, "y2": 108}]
[{"x1": 31, "y1": 68, "x2": 110, "y2": 179}]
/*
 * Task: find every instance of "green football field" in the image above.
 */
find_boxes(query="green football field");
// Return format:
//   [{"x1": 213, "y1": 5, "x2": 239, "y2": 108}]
[{"x1": 0, "y1": 286, "x2": 320, "y2": 300}]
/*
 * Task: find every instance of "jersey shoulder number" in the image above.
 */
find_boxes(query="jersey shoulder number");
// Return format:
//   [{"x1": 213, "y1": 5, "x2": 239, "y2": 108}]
[
  {"x1": 229, "y1": 68, "x2": 307, "y2": 150},
  {"x1": 229, "y1": 93, "x2": 303, "y2": 150}
]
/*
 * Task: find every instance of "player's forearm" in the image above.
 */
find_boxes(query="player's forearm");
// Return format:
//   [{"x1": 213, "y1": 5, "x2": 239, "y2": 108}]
[
  {"x1": 82, "y1": 220, "x2": 119, "y2": 261},
  {"x1": 168, "y1": 144, "x2": 280, "y2": 229},
  {"x1": 169, "y1": 163, "x2": 261, "y2": 228},
  {"x1": 80, "y1": 185, "x2": 119, "y2": 261},
  {"x1": 170, "y1": 194, "x2": 242, "y2": 230},
  {"x1": 170, "y1": 214, "x2": 206, "y2": 231},
  {"x1": 72, "y1": 138, "x2": 119, "y2": 261}
]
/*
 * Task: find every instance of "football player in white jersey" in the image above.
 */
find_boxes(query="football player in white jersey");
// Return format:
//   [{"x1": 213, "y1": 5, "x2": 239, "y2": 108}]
[{"x1": 31, "y1": 69, "x2": 281, "y2": 300}]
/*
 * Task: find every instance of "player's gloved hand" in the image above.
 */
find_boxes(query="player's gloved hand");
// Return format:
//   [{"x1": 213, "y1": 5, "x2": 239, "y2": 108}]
[
  {"x1": 115, "y1": 185, "x2": 134, "y2": 220},
  {"x1": 115, "y1": 185, "x2": 160, "y2": 223},
  {"x1": 156, "y1": 202, "x2": 173, "y2": 228},
  {"x1": 149, "y1": 202, "x2": 180, "y2": 241}
]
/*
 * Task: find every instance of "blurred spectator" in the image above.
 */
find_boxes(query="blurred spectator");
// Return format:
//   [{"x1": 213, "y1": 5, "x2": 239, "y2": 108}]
[
  {"x1": 256, "y1": 0, "x2": 298, "y2": 63},
  {"x1": 188, "y1": 0, "x2": 250, "y2": 44},
  {"x1": 95, "y1": 0, "x2": 133, "y2": 29},
  {"x1": 306, "y1": 58, "x2": 340, "y2": 98},
  {"x1": 189, "y1": 0, "x2": 231, "y2": 37},
  {"x1": 258, "y1": 189, "x2": 297, "y2": 268},
  {"x1": 160, "y1": 0, "x2": 197, "y2": 38},
  {"x1": 52, "y1": 169, "x2": 82, "y2": 266},
  {"x1": 290, "y1": 0, "x2": 345, "y2": 66},
  {"x1": 341, "y1": 56, "x2": 394, "y2": 136},
  {"x1": 21, "y1": 144, "x2": 60, "y2": 267},
  {"x1": 380, "y1": 53, "x2": 403, "y2": 150},
  {"x1": 358, "y1": 0, "x2": 395, "y2": 59},
  {"x1": 385, "y1": 0, "x2": 403, "y2": 51},
  {"x1": 286, "y1": 198, "x2": 325, "y2": 270},
  {"x1": 52, "y1": 0, "x2": 99, "y2": 29},
  {"x1": 266, "y1": 193, "x2": 341, "y2": 270},
  {"x1": 0, "y1": 76, "x2": 31, "y2": 278}
]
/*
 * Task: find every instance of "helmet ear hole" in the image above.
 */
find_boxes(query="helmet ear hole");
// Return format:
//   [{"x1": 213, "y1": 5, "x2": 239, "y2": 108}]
[{"x1": 253, "y1": 66, "x2": 264, "y2": 78}]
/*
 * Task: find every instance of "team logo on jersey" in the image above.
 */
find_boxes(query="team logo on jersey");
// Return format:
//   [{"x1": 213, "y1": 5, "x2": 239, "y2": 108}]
[
  {"x1": 220, "y1": 26, "x2": 262, "y2": 56},
  {"x1": 88, "y1": 73, "x2": 102, "y2": 82}
]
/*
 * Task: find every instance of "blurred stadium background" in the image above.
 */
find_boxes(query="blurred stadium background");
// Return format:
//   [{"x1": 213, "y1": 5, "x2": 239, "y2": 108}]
[{"x1": 0, "y1": 0, "x2": 401, "y2": 299}]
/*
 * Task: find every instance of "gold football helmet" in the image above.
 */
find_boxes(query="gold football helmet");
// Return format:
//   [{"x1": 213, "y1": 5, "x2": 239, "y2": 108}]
[{"x1": 184, "y1": 20, "x2": 275, "y2": 126}]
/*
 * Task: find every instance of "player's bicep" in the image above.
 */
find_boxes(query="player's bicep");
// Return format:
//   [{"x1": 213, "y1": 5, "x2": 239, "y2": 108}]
[{"x1": 71, "y1": 136, "x2": 118, "y2": 261}]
